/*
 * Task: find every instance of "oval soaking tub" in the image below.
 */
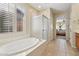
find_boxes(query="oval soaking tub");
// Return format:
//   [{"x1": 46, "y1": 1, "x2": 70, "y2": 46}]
[{"x1": 0, "y1": 38, "x2": 39, "y2": 56}]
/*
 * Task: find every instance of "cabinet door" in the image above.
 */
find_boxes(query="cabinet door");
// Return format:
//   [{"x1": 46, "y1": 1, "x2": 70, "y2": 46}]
[
  {"x1": 76, "y1": 33, "x2": 79, "y2": 48},
  {"x1": 76, "y1": 37, "x2": 79, "y2": 48}
]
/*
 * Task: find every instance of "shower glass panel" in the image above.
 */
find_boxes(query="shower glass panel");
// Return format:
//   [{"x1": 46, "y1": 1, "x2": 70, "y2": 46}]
[
  {"x1": 32, "y1": 15, "x2": 42, "y2": 39},
  {"x1": 42, "y1": 15, "x2": 49, "y2": 40},
  {"x1": 32, "y1": 15, "x2": 49, "y2": 40}
]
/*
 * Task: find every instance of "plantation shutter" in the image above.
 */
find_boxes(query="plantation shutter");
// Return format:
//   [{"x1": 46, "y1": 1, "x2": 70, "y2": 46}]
[{"x1": 0, "y1": 3, "x2": 13, "y2": 33}]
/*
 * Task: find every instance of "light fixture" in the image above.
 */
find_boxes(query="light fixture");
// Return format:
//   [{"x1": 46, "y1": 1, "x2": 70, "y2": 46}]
[{"x1": 38, "y1": 5, "x2": 41, "y2": 8}]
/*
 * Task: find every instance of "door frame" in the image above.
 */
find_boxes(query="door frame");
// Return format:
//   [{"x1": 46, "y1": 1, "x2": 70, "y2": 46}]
[{"x1": 53, "y1": 15, "x2": 70, "y2": 40}]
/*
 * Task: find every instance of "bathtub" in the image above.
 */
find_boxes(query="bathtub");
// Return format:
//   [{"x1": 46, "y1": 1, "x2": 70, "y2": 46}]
[{"x1": 0, "y1": 37, "x2": 40, "y2": 56}]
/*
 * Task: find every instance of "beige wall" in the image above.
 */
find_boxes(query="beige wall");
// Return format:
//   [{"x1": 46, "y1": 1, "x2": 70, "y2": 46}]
[
  {"x1": 26, "y1": 4, "x2": 39, "y2": 37},
  {"x1": 70, "y1": 4, "x2": 79, "y2": 48},
  {"x1": 70, "y1": 4, "x2": 79, "y2": 32},
  {"x1": 40, "y1": 8, "x2": 51, "y2": 19},
  {"x1": 53, "y1": 13, "x2": 57, "y2": 40},
  {"x1": 50, "y1": 9, "x2": 54, "y2": 40},
  {"x1": 0, "y1": 3, "x2": 39, "y2": 46}
]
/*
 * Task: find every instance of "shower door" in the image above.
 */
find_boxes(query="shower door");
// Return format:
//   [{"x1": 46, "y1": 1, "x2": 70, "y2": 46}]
[
  {"x1": 42, "y1": 15, "x2": 49, "y2": 40},
  {"x1": 32, "y1": 15, "x2": 43, "y2": 39},
  {"x1": 32, "y1": 15, "x2": 49, "y2": 40}
]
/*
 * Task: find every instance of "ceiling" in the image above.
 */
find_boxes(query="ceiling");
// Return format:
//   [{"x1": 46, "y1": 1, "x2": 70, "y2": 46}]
[{"x1": 30, "y1": 3, "x2": 71, "y2": 13}]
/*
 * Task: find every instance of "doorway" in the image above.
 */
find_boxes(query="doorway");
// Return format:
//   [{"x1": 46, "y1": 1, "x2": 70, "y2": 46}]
[{"x1": 56, "y1": 15, "x2": 66, "y2": 40}]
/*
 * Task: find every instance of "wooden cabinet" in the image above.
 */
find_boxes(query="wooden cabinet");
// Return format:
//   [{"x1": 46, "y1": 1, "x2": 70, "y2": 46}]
[{"x1": 76, "y1": 33, "x2": 79, "y2": 48}]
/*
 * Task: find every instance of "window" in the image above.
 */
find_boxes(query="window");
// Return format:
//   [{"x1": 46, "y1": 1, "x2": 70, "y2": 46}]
[
  {"x1": 0, "y1": 3, "x2": 24, "y2": 33},
  {"x1": 0, "y1": 3, "x2": 13, "y2": 33},
  {"x1": 16, "y1": 8, "x2": 24, "y2": 32}
]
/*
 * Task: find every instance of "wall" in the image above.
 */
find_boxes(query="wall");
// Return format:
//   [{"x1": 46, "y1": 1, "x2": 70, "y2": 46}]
[
  {"x1": 40, "y1": 8, "x2": 51, "y2": 19},
  {"x1": 50, "y1": 9, "x2": 54, "y2": 40},
  {"x1": 53, "y1": 13, "x2": 57, "y2": 40},
  {"x1": 0, "y1": 3, "x2": 39, "y2": 46},
  {"x1": 65, "y1": 11, "x2": 71, "y2": 41},
  {"x1": 70, "y1": 4, "x2": 79, "y2": 32},
  {"x1": 25, "y1": 4, "x2": 39, "y2": 37},
  {"x1": 70, "y1": 4, "x2": 79, "y2": 48}
]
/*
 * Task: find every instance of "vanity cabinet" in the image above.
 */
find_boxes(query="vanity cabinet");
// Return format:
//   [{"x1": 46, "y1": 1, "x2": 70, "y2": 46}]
[{"x1": 76, "y1": 33, "x2": 79, "y2": 48}]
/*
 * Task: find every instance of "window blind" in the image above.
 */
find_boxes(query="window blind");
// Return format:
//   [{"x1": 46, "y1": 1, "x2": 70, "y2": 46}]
[{"x1": 0, "y1": 3, "x2": 13, "y2": 33}]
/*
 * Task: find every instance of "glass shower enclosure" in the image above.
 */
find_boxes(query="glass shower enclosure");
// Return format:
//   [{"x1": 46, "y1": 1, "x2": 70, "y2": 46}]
[{"x1": 32, "y1": 15, "x2": 49, "y2": 40}]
